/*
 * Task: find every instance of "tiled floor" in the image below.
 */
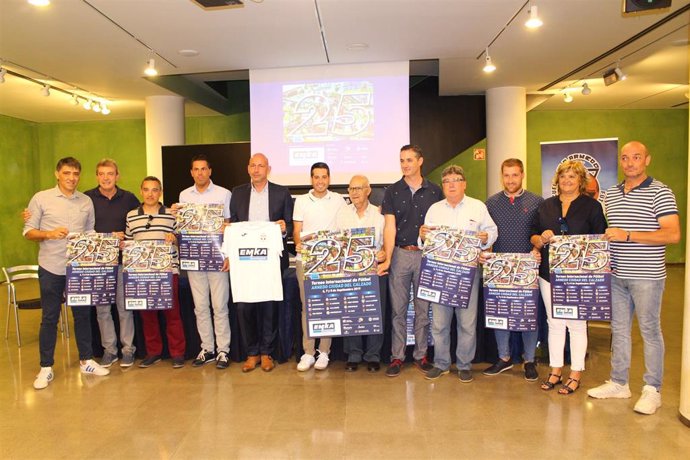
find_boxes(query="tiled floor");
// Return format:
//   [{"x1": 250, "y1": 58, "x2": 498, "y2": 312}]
[{"x1": 1, "y1": 266, "x2": 689, "y2": 459}]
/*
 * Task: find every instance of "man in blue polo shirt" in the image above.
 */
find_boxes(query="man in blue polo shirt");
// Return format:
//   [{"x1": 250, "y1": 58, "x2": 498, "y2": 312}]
[
  {"x1": 482, "y1": 158, "x2": 543, "y2": 381},
  {"x1": 588, "y1": 141, "x2": 680, "y2": 415},
  {"x1": 380, "y1": 144, "x2": 443, "y2": 377},
  {"x1": 85, "y1": 159, "x2": 140, "y2": 368}
]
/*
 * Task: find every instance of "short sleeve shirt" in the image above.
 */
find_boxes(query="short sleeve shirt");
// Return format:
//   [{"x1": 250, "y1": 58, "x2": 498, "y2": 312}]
[{"x1": 381, "y1": 177, "x2": 442, "y2": 247}]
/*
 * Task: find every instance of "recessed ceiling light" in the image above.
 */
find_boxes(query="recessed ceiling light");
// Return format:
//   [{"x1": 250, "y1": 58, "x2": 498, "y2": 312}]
[
  {"x1": 346, "y1": 43, "x2": 369, "y2": 51},
  {"x1": 178, "y1": 49, "x2": 200, "y2": 57},
  {"x1": 28, "y1": 0, "x2": 51, "y2": 6}
]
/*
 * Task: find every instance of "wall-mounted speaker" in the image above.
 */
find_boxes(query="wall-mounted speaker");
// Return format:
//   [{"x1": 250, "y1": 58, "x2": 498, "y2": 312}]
[{"x1": 623, "y1": 0, "x2": 672, "y2": 14}]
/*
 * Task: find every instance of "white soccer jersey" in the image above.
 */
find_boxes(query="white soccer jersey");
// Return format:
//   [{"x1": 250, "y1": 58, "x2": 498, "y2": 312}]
[{"x1": 222, "y1": 221, "x2": 284, "y2": 302}]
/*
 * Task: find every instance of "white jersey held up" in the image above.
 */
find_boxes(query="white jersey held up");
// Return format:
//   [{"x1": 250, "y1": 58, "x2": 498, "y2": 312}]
[{"x1": 222, "y1": 221, "x2": 284, "y2": 303}]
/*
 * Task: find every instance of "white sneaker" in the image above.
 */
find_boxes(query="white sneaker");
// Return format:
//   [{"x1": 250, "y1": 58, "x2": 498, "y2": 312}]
[
  {"x1": 297, "y1": 353, "x2": 315, "y2": 372},
  {"x1": 33, "y1": 367, "x2": 54, "y2": 390},
  {"x1": 314, "y1": 352, "x2": 329, "y2": 370},
  {"x1": 634, "y1": 385, "x2": 662, "y2": 415},
  {"x1": 587, "y1": 380, "x2": 632, "y2": 399},
  {"x1": 80, "y1": 359, "x2": 111, "y2": 376}
]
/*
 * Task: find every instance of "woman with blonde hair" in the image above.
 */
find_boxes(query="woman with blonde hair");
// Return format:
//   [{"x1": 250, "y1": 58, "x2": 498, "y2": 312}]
[{"x1": 530, "y1": 160, "x2": 607, "y2": 394}]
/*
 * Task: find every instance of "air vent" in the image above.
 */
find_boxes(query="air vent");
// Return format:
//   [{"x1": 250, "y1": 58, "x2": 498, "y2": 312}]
[{"x1": 190, "y1": 0, "x2": 244, "y2": 10}]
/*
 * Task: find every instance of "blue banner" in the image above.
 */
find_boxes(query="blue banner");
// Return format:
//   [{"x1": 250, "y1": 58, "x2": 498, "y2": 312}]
[
  {"x1": 301, "y1": 227, "x2": 383, "y2": 338},
  {"x1": 549, "y1": 234, "x2": 612, "y2": 321},
  {"x1": 483, "y1": 253, "x2": 539, "y2": 332}
]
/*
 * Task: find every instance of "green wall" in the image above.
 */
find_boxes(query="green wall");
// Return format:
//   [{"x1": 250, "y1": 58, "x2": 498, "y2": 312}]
[
  {"x1": 1, "y1": 108, "x2": 686, "y2": 268},
  {"x1": 429, "y1": 108, "x2": 688, "y2": 263}
]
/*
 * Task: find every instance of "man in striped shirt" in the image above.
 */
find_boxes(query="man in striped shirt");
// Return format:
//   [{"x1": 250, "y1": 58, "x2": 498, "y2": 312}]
[{"x1": 588, "y1": 141, "x2": 680, "y2": 415}]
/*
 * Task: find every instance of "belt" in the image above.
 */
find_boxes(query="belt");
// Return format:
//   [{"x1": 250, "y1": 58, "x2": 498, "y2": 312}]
[{"x1": 397, "y1": 245, "x2": 421, "y2": 251}]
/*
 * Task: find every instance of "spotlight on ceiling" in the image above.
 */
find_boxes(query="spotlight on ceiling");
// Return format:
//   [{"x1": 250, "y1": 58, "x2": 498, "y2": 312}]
[
  {"x1": 144, "y1": 58, "x2": 158, "y2": 76},
  {"x1": 101, "y1": 104, "x2": 111, "y2": 115},
  {"x1": 563, "y1": 92, "x2": 573, "y2": 103},
  {"x1": 581, "y1": 82, "x2": 591, "y2": 96},
  {"x1": 525, "y1": 4, "x2": 543, "y2": 29},
  {"x1": 0, "y1": 67, "x2": 6, "y2": 83},
  {"x1": 92, "y1": 102, "x2": 102, "y2": 113},
  {"x1": 603, "y1": 65, "x2": 627, "y2": 86},
  {"x1": 83, "y1": 99, "x2": 93, "y2": 110},
  {"x1": 71, "y1": 94, "x2": 79, "y2": 106},
  {"x1": 483, "y1": 49, "x2": 496, "y2": 73},
  {"x1": 614, "y1": 65, "x2": 627, "y2": 81},
  {"x1": 41, "y1": 84, "x2": 50, "y2": 97}
]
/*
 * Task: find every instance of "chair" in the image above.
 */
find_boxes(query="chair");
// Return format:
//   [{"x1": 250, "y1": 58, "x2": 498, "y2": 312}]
[{"x1": 3, "y1": 265, "x2": 69, "y2": 347}]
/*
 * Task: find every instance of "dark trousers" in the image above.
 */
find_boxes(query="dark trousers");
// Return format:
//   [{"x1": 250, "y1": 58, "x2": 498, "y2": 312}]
[
  {"x1": 237, "y1": 301, "x2": 277, "y2": 356},
  {"x1": 140, "y1": 274, "x2": 186, "y2": 358},
  {"x1": 38, "y1": 266, "x2": 93, "y2": 367},
  {"x1": 344, "y1": 275, "x2": 388, "y2": 363}
]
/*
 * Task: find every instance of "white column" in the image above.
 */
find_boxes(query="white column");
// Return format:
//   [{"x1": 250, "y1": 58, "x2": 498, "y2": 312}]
[
  {"x1": 680, "y1": 37, "x2": 690, "y2": 426},
  {"x1": 145, "y1": 95, "x2": 185, "y2": 180},
  {"x1": 486, "y1": 87, "x2": 526, "y2": 196}
]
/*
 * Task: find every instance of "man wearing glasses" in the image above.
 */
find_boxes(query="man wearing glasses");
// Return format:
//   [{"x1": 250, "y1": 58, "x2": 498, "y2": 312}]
[
  {"x1": 379, "y1": 145, "x2": 442, "y2": 377},
  {"x1": 421, "y1": 165, "x2": 497, "y2": 382},
  {"x1": 336, "y1": 175, "x2": 387, "y2": 372}
]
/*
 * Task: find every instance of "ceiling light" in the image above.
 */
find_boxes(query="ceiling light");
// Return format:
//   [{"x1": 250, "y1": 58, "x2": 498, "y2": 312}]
[
  {"x1": 28, "y1": 0, "x2": 51, "y2": 6},
  {"x1": 178, "y1": 49, "x2": 200, "y2": 57},
  {"x1": 525, "y1": 5, "x2": 543, "y2": 29},
  {"x1": 83, "y1": 99, "x2": 93, "y2": 110},
  {"x1": 144, "y1": 58, "x2": 158, "y2": 76},
  {"x1": 101, "y1": 104, "x2": 111, "y2": 115},
  {"x1": 71, "y1": 94, "x2": 79, "y2": 106},
  {"x1": 92, "y1": 102, "x2": 101, "y2": 113},
  {"x1": 614, "y1": 65, "x2": 627, "y2": 81},
  {"x1": 563, "y1": 93, "x2": 573, "y2": 103},
  {"x1": 581, "y1": 82, "x2": 591, "y2": 95},
  {"x1": 0, "y1": 67, "x2": 6, "y2": 83},
  {"x1": 41, "y1": 85, "x2": 50, "y2": 97},
  {"x1": 483, "y1": 49, "x2": 496, "y2": 73}
]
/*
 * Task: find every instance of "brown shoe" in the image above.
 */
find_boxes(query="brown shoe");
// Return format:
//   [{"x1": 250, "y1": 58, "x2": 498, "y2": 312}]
[
  {"x1": 242, "y1": 355, "x2": 261, "y2": 373},
  {"x1": 261, "y1": 355, "x2": 275, "y2": 372}
]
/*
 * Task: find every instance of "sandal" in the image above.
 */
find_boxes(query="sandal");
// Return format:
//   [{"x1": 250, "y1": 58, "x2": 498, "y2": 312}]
[
  {"x1": 558, "y1": 377, "x2": 581, "y2": 395},
  {"x1": 540, "y1": 373, "x2": 562, "y2": 391}
]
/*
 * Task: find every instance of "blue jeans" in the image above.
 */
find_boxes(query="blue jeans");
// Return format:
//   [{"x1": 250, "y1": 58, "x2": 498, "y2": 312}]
[
  {"x1": 38, "y1": 267, "x2": 93, "y2": 367},
  {"x1": 494, "y1": 329, "x2": 538, "y2": 363},
  {"x1": 610, "y1": 276, "x2": 666, "y2": 390},
  {"x1": 431, "y1": 271, "x2": 479, "y2": 371}
]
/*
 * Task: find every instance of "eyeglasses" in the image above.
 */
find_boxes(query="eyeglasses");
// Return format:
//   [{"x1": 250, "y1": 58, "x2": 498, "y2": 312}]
[
  {"x1": 442, "y1": 178, "x2": 465, "y2": 184},
  {"x1": 347, "y1": 186, "x2": 367, "y2": 193},
  {"x1": 558, "y1": 216, "x2": 569, "y2": 235}
]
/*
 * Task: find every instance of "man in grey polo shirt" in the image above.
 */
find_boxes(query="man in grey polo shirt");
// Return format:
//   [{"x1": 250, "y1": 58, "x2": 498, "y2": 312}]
[
  {"x1": 178, "y1": 154, "x2": 232, "y2": 370},
  {"x1": 24, "y1": 157, "x2": 110, "y2": 390}
]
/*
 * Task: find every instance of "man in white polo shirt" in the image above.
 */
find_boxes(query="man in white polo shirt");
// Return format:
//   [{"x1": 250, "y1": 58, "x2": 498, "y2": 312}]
[
  {"x1": 178, "y1": 155, "x2": 232, "y2": 370},
  {"x1": 294, "y1": 162, "x2": 346, "y2": 371}
]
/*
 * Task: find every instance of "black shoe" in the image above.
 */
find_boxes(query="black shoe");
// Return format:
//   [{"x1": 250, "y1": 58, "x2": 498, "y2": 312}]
[
  {"x1": 524, "y1": 362, "x2": 538, "y2": 381},
  {"x1": 414, "y1": 357, "x2": 433, "y2": 373},
  {"x1": 172, "y1": 356, "x2": 185, "y2": 368},
  {"x1": 367, "y1": 361, "x2": 380, "y2": 373},
  {"x1": 138, "y1": 355, "x2": 162, "y2": 368},
  {"x1": 458, "y1": 370, "x2": 474, "y2": 383},
  {"x1": 345, "y1": 361, "x2": 359, "y2": 372},
  {"x1": 425, "y1": 367, "x2": 449, "y2": 380},
  {"x1": 482, "y1": 359, "x2": 513, "y2": 376},
  {"x1": 192, "y1": 350, "x2": 216, "y2": 367},
  {"x1": 386, "y1": 359, "x2": 403, "y2": 377},
  {"x1": 216, "y1": 351, "x2": 230, "y2": 370}
]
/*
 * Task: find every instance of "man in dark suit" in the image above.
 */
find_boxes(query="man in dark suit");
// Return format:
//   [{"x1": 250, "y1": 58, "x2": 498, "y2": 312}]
[{"x1": 229, "y1": 153, "x2": 294, "y2": 372}]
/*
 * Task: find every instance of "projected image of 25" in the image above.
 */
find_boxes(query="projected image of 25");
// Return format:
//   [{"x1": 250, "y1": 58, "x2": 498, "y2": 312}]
[{"x1": 283, "y1": 81, "x2": 374, "y2": 142}]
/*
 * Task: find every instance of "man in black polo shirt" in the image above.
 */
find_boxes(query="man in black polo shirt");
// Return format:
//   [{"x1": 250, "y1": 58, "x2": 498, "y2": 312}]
[
  {"x1": 85, "y1": 159, "x2": 140, "y2": 367},
  {"x1": 380, "y1": 145, "x2": 442, "y2": 377}
]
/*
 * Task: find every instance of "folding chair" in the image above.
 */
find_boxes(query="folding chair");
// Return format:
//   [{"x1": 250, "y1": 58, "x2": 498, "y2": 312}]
[{"x1": 3, "y1": 265, "x2": 70, "y2": 347}]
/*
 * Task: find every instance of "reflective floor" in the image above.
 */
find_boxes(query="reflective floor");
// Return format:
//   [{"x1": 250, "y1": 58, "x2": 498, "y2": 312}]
[{"x1": 1, "y1": 266, "x2": 689, "y2": 459}]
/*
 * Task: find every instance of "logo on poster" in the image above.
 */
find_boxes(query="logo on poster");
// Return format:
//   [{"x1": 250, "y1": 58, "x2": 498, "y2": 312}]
[
  {"x1": 554, "y1": 306, "x2": 578, "y2": 319},
  {"x1": 67, "y1": 294, "x2": 91, "y2": 306},
  {"x1": 486, "y1": 316, "x2": 508, "y2": 330},
  {"x1": 126, "y1": 298, "x2": 147, "y2": 310}
]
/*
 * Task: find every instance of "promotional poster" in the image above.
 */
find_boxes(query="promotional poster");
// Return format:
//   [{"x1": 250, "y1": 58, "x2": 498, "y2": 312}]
[
  {"x1": 301, "y1": 227, "x2": 382, "y2": 338},
  {"x1": 549, "y1": 234, "x2": 612, "y2": 321},
  {"x1": 65, "y1": 232, "x2": 119, "y2": 307},
  {"x1": 483, "y1": 253, "x2": 540, "y2": 332},
  {"x1": 122, "y1": 240, "x2": 175, "y2": 310},
  {"x1": 176, "y1": 203, "x2": 225, "y2": 271},
  {"x1": 417, "y1": 227, "x2": 481, "y2": 309}
]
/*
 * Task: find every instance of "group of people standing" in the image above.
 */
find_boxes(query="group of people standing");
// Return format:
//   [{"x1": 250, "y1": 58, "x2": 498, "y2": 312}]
[{"x1": 22, "y1": 141, "x2": 678, "y2": 416}]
